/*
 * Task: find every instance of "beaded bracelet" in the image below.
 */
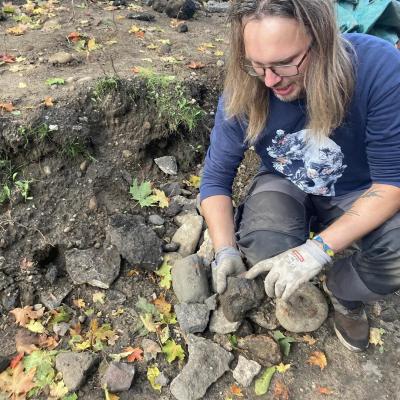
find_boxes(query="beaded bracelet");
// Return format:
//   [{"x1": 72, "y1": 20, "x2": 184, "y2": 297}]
[{"x1": 312, "y1": 234, "x2": 335, "y2": 257}]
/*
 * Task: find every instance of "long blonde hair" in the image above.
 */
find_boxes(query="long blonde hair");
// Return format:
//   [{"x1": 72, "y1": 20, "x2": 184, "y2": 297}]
[{"x1": 225, "y1": 0, "x2": 355, "y2": 142}]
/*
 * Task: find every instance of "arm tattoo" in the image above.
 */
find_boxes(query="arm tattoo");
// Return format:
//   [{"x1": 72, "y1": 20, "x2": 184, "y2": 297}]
[
  {"x1": 360, "y1": 190, "x2": 383, "y2": 199},
  {"x1": 344, "y1": 207, "x2": 360, "y2": 217}
]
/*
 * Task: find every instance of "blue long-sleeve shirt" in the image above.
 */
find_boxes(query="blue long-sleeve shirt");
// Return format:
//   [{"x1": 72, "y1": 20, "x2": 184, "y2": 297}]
[{"x1": 200, "y1": 33, "x2": 400, "y2": 201}]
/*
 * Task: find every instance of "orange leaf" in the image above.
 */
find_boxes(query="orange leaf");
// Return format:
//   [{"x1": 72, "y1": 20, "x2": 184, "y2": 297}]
[
  {"x1": 153, "y1": 294, "x2": 171, "y2": 316},
  {"x1": 10, "y1": 352, "x2": 24, "y2": 369},
  {"x1": 44, "y1": 96, "x2": 54, "y2": 107},
  {"x1": 307, "y1": 351, "x2": 327, "y2": 370},
  {"x1": 0, "y1": 54, "x2": 16, "y2": 63},
  {"x1": 0, "y1": 362, "x2": 36, "y2": 398},
  {"x1": 0, "y1": 102, "x2": 14, "y2": 112},
  {"x1": 68, "y1": 31, "x2": 81, "y2": 42},
  {"x1": 69, "y1": 321, "x2": 82, "y2": 336},
  {"x1": 38, "y1": 334, "x2": 60, "y2": 350},
  {"x1": 302, "y1": 335, "x2": 317, "y2": 346},
  {"x1": 230, "y1": 384, "x2": 243, "y2": 397},
  {"x1": 125, "y1": 347, "x2": 143, "y2": 362},
  {"x1": 187, "y1": 60, "x2": 205, "y2": 69},
  {"x1": 10, "y1": 306, "x2": 44, "y2": 327},
  {"x1": 130, "y1": 66, "x2": 141, "y2": 74},
  {"x1": 134, "y1": 31, "x2": 145, "y2": 39},
  {"x1": 273, "y1": 379, "x2": 289, "y2": 400},
  {"x1": 317, "y1": 386, "x2": 334, "y2": 395}
]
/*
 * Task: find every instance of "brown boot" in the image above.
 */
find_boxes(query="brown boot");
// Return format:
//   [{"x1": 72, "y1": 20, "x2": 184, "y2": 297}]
[{"x1": 323, "y1": 282, "x2": 369, "y2": 352}]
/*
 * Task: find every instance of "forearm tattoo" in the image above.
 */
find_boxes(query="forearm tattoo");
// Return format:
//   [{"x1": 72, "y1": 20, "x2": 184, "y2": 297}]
[
  {"x1": 344, "y1": 189, "x2": 383, "y2": 217},
  {"x1": 344, "y1": 207, "x2": 360, "y2": 217}
]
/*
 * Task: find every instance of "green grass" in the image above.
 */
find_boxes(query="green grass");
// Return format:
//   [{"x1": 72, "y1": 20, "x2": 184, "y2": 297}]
[
  {"x1": 18, "y1": 123, "x2": 50, "y2": 145},
  {"x1": 62, "y1": 137, "x2": 95, "y2": 161},
  {"x1": 92, "y1": 77, "x2": 119, "y2": 100}
]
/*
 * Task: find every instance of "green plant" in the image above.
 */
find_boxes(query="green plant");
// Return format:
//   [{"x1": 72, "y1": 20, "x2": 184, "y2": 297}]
[
  {"x1": 92, "y1": 77, "x2": 119, "y2": 100},
  {"x1": 129, "y1": 178, "x2": 157, "y2": 207},
  {"x1": 13, "y1": 173, "x2": 33, "y2": 201},
  {"x1": 18, "y1": 123, "x2": 50, "y2": 145},
  {"x1": 0, "y1": 183, "x2": 11, "y2": 204},
  {"x1": 136, "y1": 68, "x2": 205, "y2": 132},
  {"x1": 62, "y1": 138, "x2": 95, "y2": 161}
]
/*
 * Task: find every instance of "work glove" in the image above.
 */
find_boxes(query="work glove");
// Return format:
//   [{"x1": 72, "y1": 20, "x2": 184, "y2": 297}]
[
  {"x1": 211, "y1": 246, "x2": 246, "y2": 294},
  {"x1": 244, "y1": 240, "x2": 331, "y2": 301}
]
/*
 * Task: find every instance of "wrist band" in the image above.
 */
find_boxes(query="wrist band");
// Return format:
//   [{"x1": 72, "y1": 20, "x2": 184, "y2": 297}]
[{"x1": 312, "y1": 235, "x2": 335, "y2": 257}]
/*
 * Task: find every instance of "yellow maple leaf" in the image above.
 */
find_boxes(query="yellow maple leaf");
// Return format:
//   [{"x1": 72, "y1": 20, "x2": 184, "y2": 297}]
[
  {"x1": 129, "y1": 25, "x2": 141, "y2": 33},
  {"x1": 87, "y1": 38, "x2": 98, "y2": 51},
  {"x1": 7, "y1": 24, "x2": 27, "y2": 35},
  {"x1": 152, "y1": 189, "x2": 169, "y2": 208},
  {"x1": 201, "y1": 42, "x2": 215, "y2": 48},
  {"x1": 185, "y1": 175, "x2": 201, "y2": 189},
  {"x1": 73, "y1": 298, "x2": 86, "y2": 308},
  {"x1": 153, "y1": 294, "x2": 172, "y2": 315},
  {"x1": 276, "y1": 362, "x2": 291, "y2": 373},
  {"x1": 92, "y1": 292, "x2": 105, "y2": 304},
  {"x1": 302, "y1": 334, "x2": 317, "y2": 346},
  {"x1": 214, "y1": 50, "x2": 224, "y2": 57},
  {"x1": 369, "y1": 327, "x2": 385, "y2": 346},
  {"x1": 147, "y1": 43, "x2": 158, "y2": 50},
  {"x1": 307, "y1": 351, "x2": 327, "y2": 370}
]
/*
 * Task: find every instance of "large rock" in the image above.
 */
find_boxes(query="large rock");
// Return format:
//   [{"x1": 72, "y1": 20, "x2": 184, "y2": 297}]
[
  {"x1": 172, "y1": 255, "x2": 209, "y2": 303},
  {"x1": 172, "y1": 215, "x2": 203, "y2": 257},
  {"x1": 165, "y1": 0, "x2": 196, "y2": 19},
  {"x1": 107, "y1": 214, "x2": 163, "y2": 271},
  {"x1": 275, "y1": 283, "x2": 328, "y2": 333},
  {"x1": 175, "y1": 303, "x2": 210, "y2": 333},
  {"x1": 209, "y1": 306, "x2": 240, "y2": 334},
  {"x1": 170, "y1": 334, "x2": 233, "y2": 400},
  {"x1": 65, "y1": 246, "x2": 120, "y2": 289},
  {"x1": 154, "y1": 156, "x2": 178, "y2": 175},
  {"x1": 39, "y1": 279, "x2": 73, "y2": 309},
  {"x1": 220, "y1": 277, "x2": 265, "y2": 322},
  {"x1": 101, "y1": 362, "x2": 135, "y2": 392},
  {"x1": 237, "y1": 335, "x2": 281, "y2": 367},
  {"x1": 55, "y1": 352, "x2": 99, "y2": 392},
  {"x1": 232, "y1": 355, "x2": 261, "y2": 387},
  {"x1": 196, "y1": 229, "x2": 214, "y2": 267}
]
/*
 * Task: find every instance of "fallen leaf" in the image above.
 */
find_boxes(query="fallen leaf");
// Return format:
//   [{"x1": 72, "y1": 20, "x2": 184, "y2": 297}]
[
  {"x1": 49, "y1": 380, "x2": 69, "y2": 398},
  {"x1": 184, "y1": 174, "x2": 201, "y2": 188},
  {"x1": 307, "y1": 351, "x2": 327, "y2": 370},
  {"x1": 126, "y1": 347, "x2": 144, "y2": 362},
  {"x1": 87, "y1": 38, "x2": 98, "y2": 51},
  {"x1": 147, "y1": 43, "x2": 158, "y2": 50},
  {"x1": 0, "y1": 53, "x2": 16, "y2": 63},
  {"x1": 0, "y1": 102, "x2": 14, "y2": 112},
  {"x1": 302, "y1": 334, "x2": 317, "y2": 346},
  {"x1": 129, "y1": 24, "x2": 141, "y2": 33},
  {"x1": 104, "y1": 385, "x2": 120, "y2": 400},
  {"x1": 153, "y1": 294, "x2": 172, "y2": 316},
  {"x1": 170, "y1": 19, "x2": 185, "y2": 28},
  {"x1": 92, "y1": 292, "x2": 105, "y2": 304},
  {"x1": 0, "y1": 361, "x2": 36, "y2": 399},
  {"x1": 200, "y1": 42, "x2": 215, "y2": 48},
  {"x1": 10, "y1": 352, "x2": 24, "y2": 369},
  {"x1": 134, "y1": 31, "x2": 145, "y2": 39},
  {"x1": 187, "y1": 60, "x2": 205, "y2": 69},
  {"x1": 26, "y1": 320, "x2": 45, "y2": 334},
  {"x1": 276, "y1": 363, "x2": 291, "y2": 373},
  {"x1": 273, "y1": 379, "x2": 289, "y2": 400},
  {"x1": 214, "y1": 50, "x2": 224, "y2": 56},
  {"x1": 18, "y1": 82, "x2": 27, "y2": 88},
  {"x1": 131, "y1": 66, "x2": 141, "y2": 74},
  {"x1": 254, "y1": 366, "x2": 276, "y2": 396},
  {"x1": 162, "y1": 339, "x2": 185, "y2": 363},
  {"x1": 44, "y1": 96, "x2": 54, "y2": 107},
  {"x1": 73, "y1": 298, "x2": 86, "y2": 309},
  {"x1": 152, "y1": 189, "x2": 169, "y2": 208},
  {"x1": 230, "y1": 384, "x2": 243, "y2": 397},
  {"x1": 155, "y1": 260, "x2": 172, "y2": 289},
  {"x1": 38, "y1": 334, "x2": 60, "y2": 350},
  {"x1": 45, "y1": 78, "x2": 65, "y2": 86},
  {"x1": 317, "y1": 386, "x2": 334, "y2": 395},
  {"x1": 15, "y1": 329, "x2": 40, "y2": 354},
  {"x1": 147, "y1": 365, "x2": 161, "y2": 392},
  {"x1": 7, "y1": 24, "x2": 27, "y2": 35},
  {"x1": 10, "y1": 306, "x2": 44, "y2": 326},
  {"x1": 67, "y1": 31, "x2": 81, "y2": 42},
  {"x1": 140, "y1": 313, "x2": 158, "y2": 333},
  {"x1": 369, "y1": 327, "x2": 385, "y2": 346}
]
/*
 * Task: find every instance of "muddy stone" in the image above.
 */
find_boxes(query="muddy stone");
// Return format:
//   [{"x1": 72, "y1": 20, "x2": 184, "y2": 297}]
[
  {"x1": 172, "y1": 254, "x2": 209, "y2": 303},
  {"x1": 172, "y1": 215, "x2": 203, "y2": 257},
  {"x1": 248, "y1": 298, "x2": 280, "y2": 330},
  {"x1": 275, "y1": 283, "x2": 328, "y2": 333},
  {"x1": 175, "y1": 302, "x2": 210, "y2": 333},
  {"x1": 101, "y1": 362, "x2": 135, "y2": 392},
  {"x1": 55, "y1": 352, "x2": 99, "y2": 392},
  {"x1": 48, "y1": 51, "x2": 74, "y2": 64},
  {"x1": 220, "y1": 277, "x2": 265, "y2": 322},
  {"x1": 209, "y1": 306, "x2": 241, "y2": 334},
  {"x1": 170, "y1": 334, "x2": 233, "y2": 400},
  {"x1": 237, "y1": 335, "x2": 282, "y2": 367},
  {"x1": 65, "y1": 246, "x2": 120, "y2": 289},
  {"x1": 107, "y1": 214, "x2": 163, "y2": 271},
  {"x1": 165, "y1": 0, "x2": 196, "y2": 19}
]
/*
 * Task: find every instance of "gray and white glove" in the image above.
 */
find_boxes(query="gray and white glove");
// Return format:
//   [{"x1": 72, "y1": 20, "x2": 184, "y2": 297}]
[
  {"x1": 211, "y1": 246, "x2": 246, "y2": 294},
  {"x1": 245, "y1": 240, "x2": 331, "y2": 301}
]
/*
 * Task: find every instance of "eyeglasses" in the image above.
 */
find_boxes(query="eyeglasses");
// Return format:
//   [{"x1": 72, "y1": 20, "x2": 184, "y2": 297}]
[{"x1": 242, "y1": 47, "x2": 311, "y2": 78}]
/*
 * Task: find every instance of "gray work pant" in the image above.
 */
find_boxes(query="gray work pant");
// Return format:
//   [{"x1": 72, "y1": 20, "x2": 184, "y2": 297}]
[{"x1": 234, "y1": 173, "x2": 400, "y2": 304}]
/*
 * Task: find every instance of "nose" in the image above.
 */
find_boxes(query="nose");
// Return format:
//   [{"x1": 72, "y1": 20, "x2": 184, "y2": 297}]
[{"x1": 264, "y1": 68, "x2": 282, "y2": 88}]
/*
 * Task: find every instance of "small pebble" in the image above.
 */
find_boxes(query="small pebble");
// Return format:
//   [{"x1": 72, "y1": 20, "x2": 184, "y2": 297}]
[{"x1": 177, "y1": 23, "x2": 188, "y2": 33}]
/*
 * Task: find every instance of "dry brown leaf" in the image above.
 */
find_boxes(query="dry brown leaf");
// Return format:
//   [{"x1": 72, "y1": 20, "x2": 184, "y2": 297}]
[
  {"x1": 73, "y1": 298, "x2": 86, "y2": 309},
  {"x1": 0, "y1": 102, "x2": 14, "y2": 112},
  {"x1": 125, "y1": 347, "x2": 144, "y2": 362},
  {"x1": 153, "y1": 294, "x2": 171, "y2": 315},
  {"x1": 130, "y1": 66, "x2": 141, "y2": 74},
  {"x1": 44, "y1": 96, "x2": 54, "y2": 107},
  {"x1": 69, "y1": 321, "x2": 82, "y2": 336},
  {"x1": 15, "y1": 329, "x2": 40, "y2": 354},
  {"x1": 187, "y1": 60, "x2": 206, "y2": 69},
  {"x1": 273, "y1": 379, "x2": 289, "y2": 400},
  {"x1": 10, "y1": 306, "x2": 45, "y2": 327},
  {"x1": 134, "y1": 31, "x2": 145, "y2": 39},
  {"x1": 307, "y1": 351, "x2": 327, "y2": 370},
  {"x1": 230, "y1": 384, "x2": 244, "y2": 397},
  {"x1": 0, "y1": 361, "x2": 36, "y2": 399},
  {"x1": 302, "y1": 334, "x2": 317, "y2": 346},
  {"x1": 0, "y1": 54, "x2": 16, "y2": 63},
  {"x1": 317, "y1": 386, "x2": 334, "y2": 395},
  {"x1": 6, "y1": 24, "x2": 27, "y2": 36},
  {"x1": 38, "y1": 334, "x2": 60, "y2": 350}
]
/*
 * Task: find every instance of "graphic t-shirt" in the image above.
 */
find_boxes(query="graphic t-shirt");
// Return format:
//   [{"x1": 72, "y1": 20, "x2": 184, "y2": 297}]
[{"x1": 200, "y1": 33, "x2": 400, "y2": 200}]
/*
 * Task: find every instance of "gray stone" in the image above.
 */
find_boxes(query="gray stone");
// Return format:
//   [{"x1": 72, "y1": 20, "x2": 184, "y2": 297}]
[
  {"x1": 107, "y1": 214, "x2": 163, "y2": 271},
  {"x1": 1, "y1": 287, "x2": 19, "y2": 311},
  {"x1": 40, "y1": 279, "x2": 73, "y2": 309},
  {"x1": 141, "y1": 338, "x2": 161, "y2": 361},
  {"x1": 55, "y1": 352, "x2": 99, "y2": 392},
  {"x1": 212, "y1": 333, "x2": 233, "y2": 352},
  {"x1": 154, "y1": 371, "x2": 169, "y2": 387},
  {"x1": 44, "y1": 263, "x2": 58, "y2": 284},
  {"x1": 237, "y1": 335, "x2": 281, "y2": 367},
  {"x1": 163, "y1": 252, "x2": 183, "y2": 268},
  {"x1": 197, "y1": 229, "x2": 214, "y2": 267},
  {"x1": 204, "y1": 294, "x2": 218, "y2": 311},
  {"x1": 248, "y1": 298, "x2": 280, "y2": 330},
  {"x1": 149, "y1": 214, "x2": 165, "y2": 225},
  {"x1": 107, "y1": 289, "x2": 127, "y2": 304},
  {"x1": 165, "y1": 0, "x2": 196, "y2": 19},
  {"x1": 175, "y1": 303, "x2": 210, "y2": 333},
  {"x1": 177, "y1": 23, "x2": 188, "y2": 33},
  {"x1": 220, "y1": 277, "x2": 265, "y2": 322},
  {"x1": 275, "y1": 283, "x2": 328, "y2": 333},
  {"x1": 172, "y1": 215, "x2": 203, "y2": 257},
  {"x1": 170, "y1": 334, "x2": 233, "y2": 400},
  {"x1": 206, "y1": 0, "x2": 229, "y2": 13},
  {"x1": 154, "y1": 156, "x2": 178, "y2": 175},
  {"x1": 101, "y1": 362, "x2": 135, "y2": 392},
  {"x1": 126, "y1": 12, "x2": 155, "y2": 21},
  {"x1": 172, "y1": 195, "x2": 197, "y2": 211},
  {"x1": 48, "y1": 51, "x2": 74, "y2": 64},
  {"x1": 19, "y1": 283, "x2": 35, "y2": 307},
  {"x1": 164, "y1": 200, "x2": 183, "y2": 217},
  {"x1": 65, "y1": 246, "x2": 120, "y2": 289},
  {"x1": 53, "y1": 322, "x2": 70, "y2": 337},
  {"x1": 172, "y1": 254, "x2": 209, "y2": 303},
  {"x1": 232, "y1": 355, "x2": 261, "y2": 387},
  {"x1": 152, "y1": 0, "x2": 167, "y2": 13},
  {"x1": 162, "y1": 241, "x2": 180, "y2": 252},
  {"x1": 160, "y1": 182, "x2": 181, "y2": 197},
  {"x1": 174, "y1": 211, "x2": 198, "y2": 226},
  {"x1": 209, "y1": 307, "x2": 240, "y2": 334}
]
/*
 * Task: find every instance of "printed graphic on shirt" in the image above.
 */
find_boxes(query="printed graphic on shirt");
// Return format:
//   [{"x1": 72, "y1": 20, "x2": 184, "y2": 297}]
[{"x1": 267, "y1": 129, "x2": 347, "y2": 196}]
